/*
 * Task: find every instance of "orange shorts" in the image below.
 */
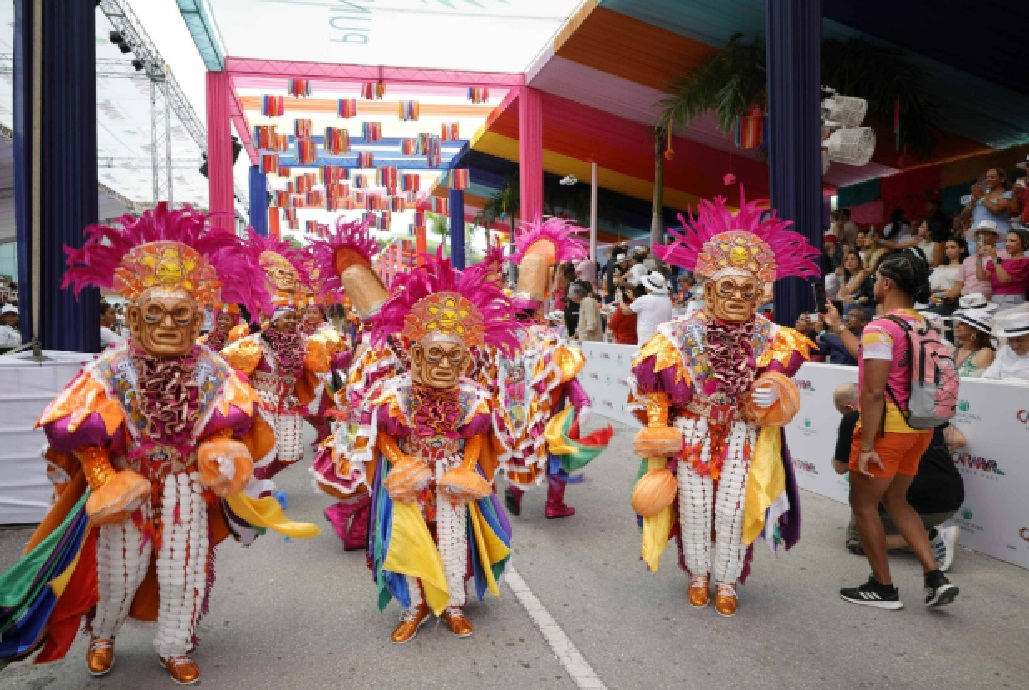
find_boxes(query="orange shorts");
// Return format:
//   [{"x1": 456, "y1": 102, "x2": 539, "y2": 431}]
[{"x1": 848, "y1": 428, "x2": 932, "y2": 478}]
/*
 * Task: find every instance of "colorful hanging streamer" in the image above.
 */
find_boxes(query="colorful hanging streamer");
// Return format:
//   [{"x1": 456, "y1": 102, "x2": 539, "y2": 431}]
[
  {"x1": 450, "y1": 168, "x2": 469, "y2": 190},
  {"x1": 441, "y1": 123, "x2": 460, "y2": 141},
  {"x1": 398, "y1": 100, "x2": 420, "y2": 121},
  {"x1": 285, "y1": 208, "x2": 299, "y2": 228},
  {"x1": 277, "y1": 165, "x2": 291, "y2": 178},
  {"x1": 468, "y1": 87, "x2": 489, "y2": 104},
  {"x1": 357, "y1": 152, "x2": 374, "y2": 168},
  {"x1": 321, "y1": 165, "x2": 349, "y2": 185},
  {"x1": 261, "y1": 95, "x2": 284, "y2": 117},
  {"x1": 389, "y1": 195, "x2": 407, "y2": 212},
  {"x1": 362, "y1": 122, "x2": 383, "y2": 142},
  {"x1": 367, "y1": 194, "x2": 387, "y2": 211},
  {"x1": 290, "y1": 193, "x2": 306, "y2": 208},
  {"x1": 376, "y1": 166, "x2": 398, "y2": 190},
  {"x1": 401, "y1": 138, "x2": 419, "y2": 156},
  {"x1": 274, "y1": 134, "x2": 290, "y2": 152},
  {"x1": 295, "y1": 119, "x2": 313, "y2": 139},
  {"x1": 275, "y1": 190, "x2": 290, "y2": 207},
  {"x1": 430, "y1": 197, "x2": 449, "y2": 215},
  {"x1": 405, "y1": 190, "x2": 418, "y2": 203},
  {"x1": 295, "y1": 174, "x2": 312, "y2": 194},
  {"x1": 288, "y1": 78, "x2": 312, "y2": 98},
  {"x1": 734, "y1": 106, "x2": 764, "y2": 149},
  {"x1": 338, "y1": 98, "x2": 358, "y2": 118},
  {"x1": 260, "y1": 152, "x2": 278, "y2": 174},
  {"x1": 324, "y1": 127, "x2": 351, "y2": 155},
  {"x1": 361, "y1": 81, "x2": 386, "y2": 100},
  {"x1": 306, "y1": 220, "x2": 319, "y2": 234},
  {"x1": 352, "y1": 174, "x2": 369, "y2": 189},
  {"x1": 307, "y1": 189, "x2": 325, "y2": 207},
  {"x1": 254, "y1": 125, "x2": 277, "y2": 150},
  {"x1": 414, "y1": 210, "x2": 426, "y2": 228},
  {"x1": 296, "y1": 139, "x2": 317, "y2": 165},
  {"x1": 400, "y1": 173, "x2": 420, "y2": 192}
]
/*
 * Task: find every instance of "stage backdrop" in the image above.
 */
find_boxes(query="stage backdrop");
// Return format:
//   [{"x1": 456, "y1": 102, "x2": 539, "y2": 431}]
[{"x1": 579, "y1": 343, "x2": 1029, "y2": 571}]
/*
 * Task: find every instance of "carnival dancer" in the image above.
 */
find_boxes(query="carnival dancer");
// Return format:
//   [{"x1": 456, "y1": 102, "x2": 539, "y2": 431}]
[
  {"x1": 0, "y1": 204, "x2": 319, "y2": 684},
  {"x1": 308, "y1": 219, "x2": 398, "y2": 551},
  {"x1": 341, "y1": 251, "x2": 517, "y2": 642},
  {"x1": 198, "y1": 303, "x2": 249, "y2": 351},
  {"x1": 220, "y1": 232, "x2": 337, "y2": 482},
  {"x1": 487, "y1": 219, "x2": 612, "y2": 519},
  {"x1": 299, "y1": 279, "x2": 347, "y2": 448},
  {"x1": 628, "y1": 192, "x2": 818, "y2": 616}
]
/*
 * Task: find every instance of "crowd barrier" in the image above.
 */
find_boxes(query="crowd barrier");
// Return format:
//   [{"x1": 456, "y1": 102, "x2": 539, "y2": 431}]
[{"x1": 579, "y1": 342, "x2": 1029, "y2": 570}]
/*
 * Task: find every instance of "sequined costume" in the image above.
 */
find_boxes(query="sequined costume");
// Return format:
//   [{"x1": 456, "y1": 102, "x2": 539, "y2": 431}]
[
  {"x1": 629, "y1": 192, "x2": 819, "y2": 616},
  {"x1": 0, "y1": 205, "x2": 318, "y2": 684}
]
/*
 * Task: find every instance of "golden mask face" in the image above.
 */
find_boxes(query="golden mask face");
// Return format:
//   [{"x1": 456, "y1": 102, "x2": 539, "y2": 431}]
[
  {"x1": 127, "y1": 289, "x2": 201, "y2": 357},
  {"x1": 705, "y1": 275, "x2": 761, "y2": 323},
  {"x1": 260, "y1": 252, "x2": 300, "y2": 293},
  {"x1": 410, "y1": 339, "x2": 470, "y2": 390}
]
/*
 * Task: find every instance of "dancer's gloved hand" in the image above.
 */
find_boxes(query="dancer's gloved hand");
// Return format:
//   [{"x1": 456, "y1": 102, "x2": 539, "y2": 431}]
[
  {"x1": 751, "y1": 383, "x2": 778, "y2": 408},
  {"x1": 577, "y1": 405, "x2": 591, "y2": 429}
]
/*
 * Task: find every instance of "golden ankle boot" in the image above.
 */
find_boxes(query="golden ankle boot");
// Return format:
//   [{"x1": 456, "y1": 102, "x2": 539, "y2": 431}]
[
  {"x1": 687, "y1": 576, "x2": 710, "y2": 608},
  {"x1": 441, "y1": 607, "x2": 473, "y2": 638},
  {"x1": 160, "y1": 655, "x2": 201, "y2": 685},
  {"x1": 86, "y1": 636, "x2": 114, "y2": 677},
  {"x1": 714, "y1": 582, "x2": 738, "y2": 617},
  {"x1": 391, "y1": 604, "x2": 430, "y2": 644}
]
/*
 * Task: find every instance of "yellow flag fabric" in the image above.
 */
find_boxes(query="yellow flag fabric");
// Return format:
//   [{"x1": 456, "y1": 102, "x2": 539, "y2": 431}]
[
  {"x1": 640, "y1": 457, "x2": 672, "y2": 572},
  {"x1": 225, "y1": 493, "x2": 321, "y2": 539},
  {"x1": 469, "y1": 502, "x2": 511, "y2": 598},
  {"x1": 49, "y1": 524, "x2": 92, "y2": 597},
  {"x1": 742, "y1": 427, "x2": 785, "y2": 546},
  {"x1": 543, "y1": 406, "x2": 577, "y2": 455},
  {"x1": 382, "y1": 501, "x2": 449, "y2": 615}
]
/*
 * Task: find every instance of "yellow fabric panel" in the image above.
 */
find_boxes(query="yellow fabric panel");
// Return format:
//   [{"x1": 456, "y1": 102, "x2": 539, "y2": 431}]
[
  {"x1": 468, "y1": 502, "x2": 511, "y2": 599},
  {"x1": 224, "y1": 492, "x2": 320, "y2": 539},
  {"x1": 220, "y1": 338, "x2": 262, "y2": 375},
  {"x1": 632, "y1": 332, "x2": 688, "y2": 383},
  {"x1": 742, "y1": 427, "x2": 786, "y2": 546},
  {"x1": 304, "y1": 333, "x2": 335, "y2": 374},
  {"x1": 382, "y1": 501, "x2": 449, "y2": 615},
  {"x1": 49, "y1": 524, "x2": 93, "y2": 596},
  {"x1": 553, "y1": 345, "x2": 586, "y2": 383},
  {"x1": 543, "y1": 406, "x2": 576, "y2": 455},
  {"x1": 640, "y1": 457, "x2": 672, "y2": 572},
  {"x1": 756, "y1": 326, "x2": 814, "y2": 369}
]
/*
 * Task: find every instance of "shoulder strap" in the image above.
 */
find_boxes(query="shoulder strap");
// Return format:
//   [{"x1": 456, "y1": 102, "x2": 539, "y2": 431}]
[{"x1": 877, "y1": 314, "x2": 912, "y2": 420}]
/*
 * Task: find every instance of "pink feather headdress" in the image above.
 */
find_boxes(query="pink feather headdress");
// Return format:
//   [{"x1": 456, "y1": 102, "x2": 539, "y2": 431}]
[
  {"x1": 62, "y1": 203, "x2": 272, "y2": 316},
  {"x1": 370, "y1": 249, "x2": 518, "y2": 355},
  {"x1": 306, "y1": 216, "x2": 379, "y2": 297},
  {"x1": 509, "y1": 216, "x2": 587, "y2": 265},
  {"x1": 462, "y1": 245, "x2": 507, "y2": 287},
  {"x1": 238, "y1": 228, "x2": 312, "y2": 310},
  {"x1": 654, "y1": 189, "x2": 820, "y2": 284}
]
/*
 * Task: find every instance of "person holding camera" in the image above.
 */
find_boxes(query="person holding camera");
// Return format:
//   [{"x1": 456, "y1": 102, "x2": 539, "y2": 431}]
[{"x1": 608, "y1": 284, "x2": 640, "y2": 344}]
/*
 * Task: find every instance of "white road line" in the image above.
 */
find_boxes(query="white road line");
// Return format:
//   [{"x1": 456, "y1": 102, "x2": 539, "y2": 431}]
[{"x1": 505, "y1": 567, "x2": 608, "y2": 690}]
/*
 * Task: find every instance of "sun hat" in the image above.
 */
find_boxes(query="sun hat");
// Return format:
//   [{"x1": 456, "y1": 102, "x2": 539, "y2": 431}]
[
  {"x1": 641, "y1": 272, "x2": 668, "y2": 295},
  {"x1": 992, "y1": 305, "x2": 1029, "y2": 339},
  {"x1": 0, "y1": 304, "x2": 17, "y2": 315},
  {"x1": 958, "y1": 293, "x2": 990, "y2": 310},
  {"x1": 968, "y1": 219, "x2": 1000, "y2": 241},
  {"x1": 954, "y1": 307, "x2": 994, "y2": 335}
]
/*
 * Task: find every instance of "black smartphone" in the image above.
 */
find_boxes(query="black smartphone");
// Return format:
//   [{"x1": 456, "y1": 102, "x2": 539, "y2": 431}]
[{"x1": 811, "y1": 282, "x2": 828, "y2": 313}]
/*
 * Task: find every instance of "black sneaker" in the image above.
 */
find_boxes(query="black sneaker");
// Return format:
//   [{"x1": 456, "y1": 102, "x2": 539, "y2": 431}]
[
  {"x1": 924, "y1": 569, "x2": 959, "y2": 607},
  {"x1": 840, "y1": 576, "x2": 903, "y2": 610}
]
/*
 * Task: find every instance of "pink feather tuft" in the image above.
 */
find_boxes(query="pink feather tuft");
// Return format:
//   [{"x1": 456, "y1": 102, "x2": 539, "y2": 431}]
[
  {"x1": 509, "y1": 217, "x2": 587, "y2": 265},
  {"x1": 370, "y1": 248, "x2": 519, "y2": 355},
  {"x1": 654, "y1": 188, "x2": 821, "y2": 281},
  {"x1": 62, "y1": 203, "x2": 272, "y2": 316},
  {"x1": 305, "y1": 217, "x2": 377, "y2": 299}
]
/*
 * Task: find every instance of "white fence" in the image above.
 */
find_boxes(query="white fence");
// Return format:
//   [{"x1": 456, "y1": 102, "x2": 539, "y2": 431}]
[{"x1": 579, "y1": 342, "x2": 1029, "y2": 570}]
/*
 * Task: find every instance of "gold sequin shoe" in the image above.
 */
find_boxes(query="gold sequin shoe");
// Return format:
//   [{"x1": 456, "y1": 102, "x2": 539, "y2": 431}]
[
  {"x1": 688, "y1": 575, "x2": 710, "y2": 608},
  {"x1": 159, "y1": 655, "x2": 201, "y2": 685},
  {"x1": 391, "y1": 603, "x2": 430, "y2": 644},
  {"x1": 714, "y1": 582, "x2": 738, "y2": 617},
  {"x1": 440, "y1": 606, "x2": 473, "y2": 638},
  {"x1": 86, "y1": 636, "x2": 114, "y2": 677}
]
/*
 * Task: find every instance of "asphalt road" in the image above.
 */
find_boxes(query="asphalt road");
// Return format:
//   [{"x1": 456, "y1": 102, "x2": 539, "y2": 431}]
[{"x1": 1, "y1": 417, "x2": 1026, "y2": 690}]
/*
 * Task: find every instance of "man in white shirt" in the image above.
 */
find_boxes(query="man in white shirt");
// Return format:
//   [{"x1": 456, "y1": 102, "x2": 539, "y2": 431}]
[
  {"x1": 982, "y1": 307, "x2": 1029, "y2": 382},
  {"x1": 99, "y1": 301, "x2": 125, "y2": 348},
  {"x1": 623, "y1": 271, "x2": 673, "y2": 344},
  {"x1": 0, "y1": 304, "x2": 21, "y2": 349}
]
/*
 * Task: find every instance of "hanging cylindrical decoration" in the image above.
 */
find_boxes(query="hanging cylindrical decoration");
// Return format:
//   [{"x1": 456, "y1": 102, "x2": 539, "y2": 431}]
[
  {"x1": 285, "y1": 208, "x2": 299, "y2": 228},
  {"x1": 287, "y1": 181, "x2": 295, "y2": 194},
  {"x1": 295, "y1": 174, "x2": 312, "y2": 194},
  {"x1": 260, "y1": 152, "x2": 278, "y2": 174},
  {"x1": 288, "y1": 78, "x2": 312, "y2": 98},
  {"x1": 290, "y1": 193, "x2": 306, "y2": 208},
  {"x1": 261, "y1": 95, "x2": 284, "y2": 117},
  {"x1": 414, "y1": 209, "x2": 426, "y2": 228},
  {"x1": 398, "y1": 100, "x2": 420, "y2": 121},
  {"x1": 253, "y1": 125, "x2": 277, "y2": 150},
  {"x1": 400, "y1": 173, "x2": 420, "y2": 191},
  {"x1": 361, "y1": 122, "x2": 383, "y2": 142},
  {"x1": 361, "y1": 81, "x2": 386, "y2": 100},
  {"x1": 405, "y1": 190, "x2": 418, "y2": 203},
  {"x1": 296, "y1": 139, "x2": 317, "y2": 165},
  {"x1": 306, "y1": 220, "x2": 319, "y2": 234},
  {"x1": 733, "y1": 105, "x2": 764, "y2": 149},
  {"x1": 321, "y1": 165, "x2": 349, "y2": 185},
  {"x1": 274, "y1": 133, "x2": 290, "y2": 152},
  {"x1": 467, "y1": 87, "x2": 490, "y2": 104},
  {"x1": 295, "y1": 118, "x2": 313, "y2": 139},
  {"x1": 277, "y1": 165, "x2": 291, "y2": 178},
  {"x1": 354, "y1": 190, "x2": 368, "y2": 207},
  {"x1": 352, "y1": 174, "x2": 369, "y2": 189},
  {"x1": 401, "y1": 138, "x2": 418, "y2": 155},
  {"x1": 389, "y1": 195, "x2": 407, "y2": 212},
  {"x1": 357, "y1": 151, "x2": 374, "y2": 168},
  {"x1": 363, "y1": 211, "x2": 377, "y2": 227},
  {"x1": 450, "y1": 168, "x2": 469, "y2": 190},
  {"x1": 379, "y1": 211, "x2": 391, "y2": 230},
  {"x1": 338, "y1": 98, "x2": 358, "y2": 118},
  {"x1": 324, "y1": 127, "x2": 351, "y2": 155},
  {"x1": 441, "y1": 123, "x2": 460, "y2": 141},
  {"x1": 430, "y1": 197, "x2": 449, "y2": 215},
  {"x1": 276, "y1": 190, "x2": 290, "y2": 207},
  {"x1": 376, "y1": 166, "x2": 398, "y2": 190},
  {"x1": 422, "y1": 134, "x2": 442, "y2": 167},
  {"x1": 367, "y1": 194, "x2": 387, "y2": 211},
  {"x1": 268, "y1": 206, "x2": 281, "y2": 238},
  {"x1": 307, "y1": 189, "x2": 325, "y2": 207}
]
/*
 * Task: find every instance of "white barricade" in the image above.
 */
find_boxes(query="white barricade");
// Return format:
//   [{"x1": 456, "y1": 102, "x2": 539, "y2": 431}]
[{"x1": 578, "y1": 342, "x2": 1029, "y2": 570}]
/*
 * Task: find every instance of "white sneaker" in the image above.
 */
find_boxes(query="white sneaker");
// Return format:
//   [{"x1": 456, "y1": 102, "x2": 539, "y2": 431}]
[{"x1": 930, "y1": 525, "x2": 960, "y2": 573}]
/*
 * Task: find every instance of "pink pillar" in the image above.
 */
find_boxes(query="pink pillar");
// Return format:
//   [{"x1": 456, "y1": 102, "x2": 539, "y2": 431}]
[
  {"x1": 518, "y1": 87, "x2": 543, "y2": 226},
  {"x1": 206, "y1": 72, "x2": 234, "y2": 230}
]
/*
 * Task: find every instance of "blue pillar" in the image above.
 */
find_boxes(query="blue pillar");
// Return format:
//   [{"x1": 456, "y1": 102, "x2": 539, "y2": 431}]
[
  {"x1": 14, "y1": 0, "x2": 99, "y2": 352},
  {"x1": 248, "y1": 165, "x2": 268, "y2": 236},
  {"x1": 766, "y1": 0, "x2": 823, "y2": 327},
  {"x1": 449, "y1": 188, "x2": 465, "y2": 269}
]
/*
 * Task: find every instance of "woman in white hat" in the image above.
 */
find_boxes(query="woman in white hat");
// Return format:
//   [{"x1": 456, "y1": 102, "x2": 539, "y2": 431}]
[
  {"x1": 982, "y1": 306, "x2": 1029, "y2": 382},
  {"x1": 952, "y1": 306, "x2": 996, "y2": 377},
  {"x1": 0, "y1": 303, "x2": 21, "y2": 349}
]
